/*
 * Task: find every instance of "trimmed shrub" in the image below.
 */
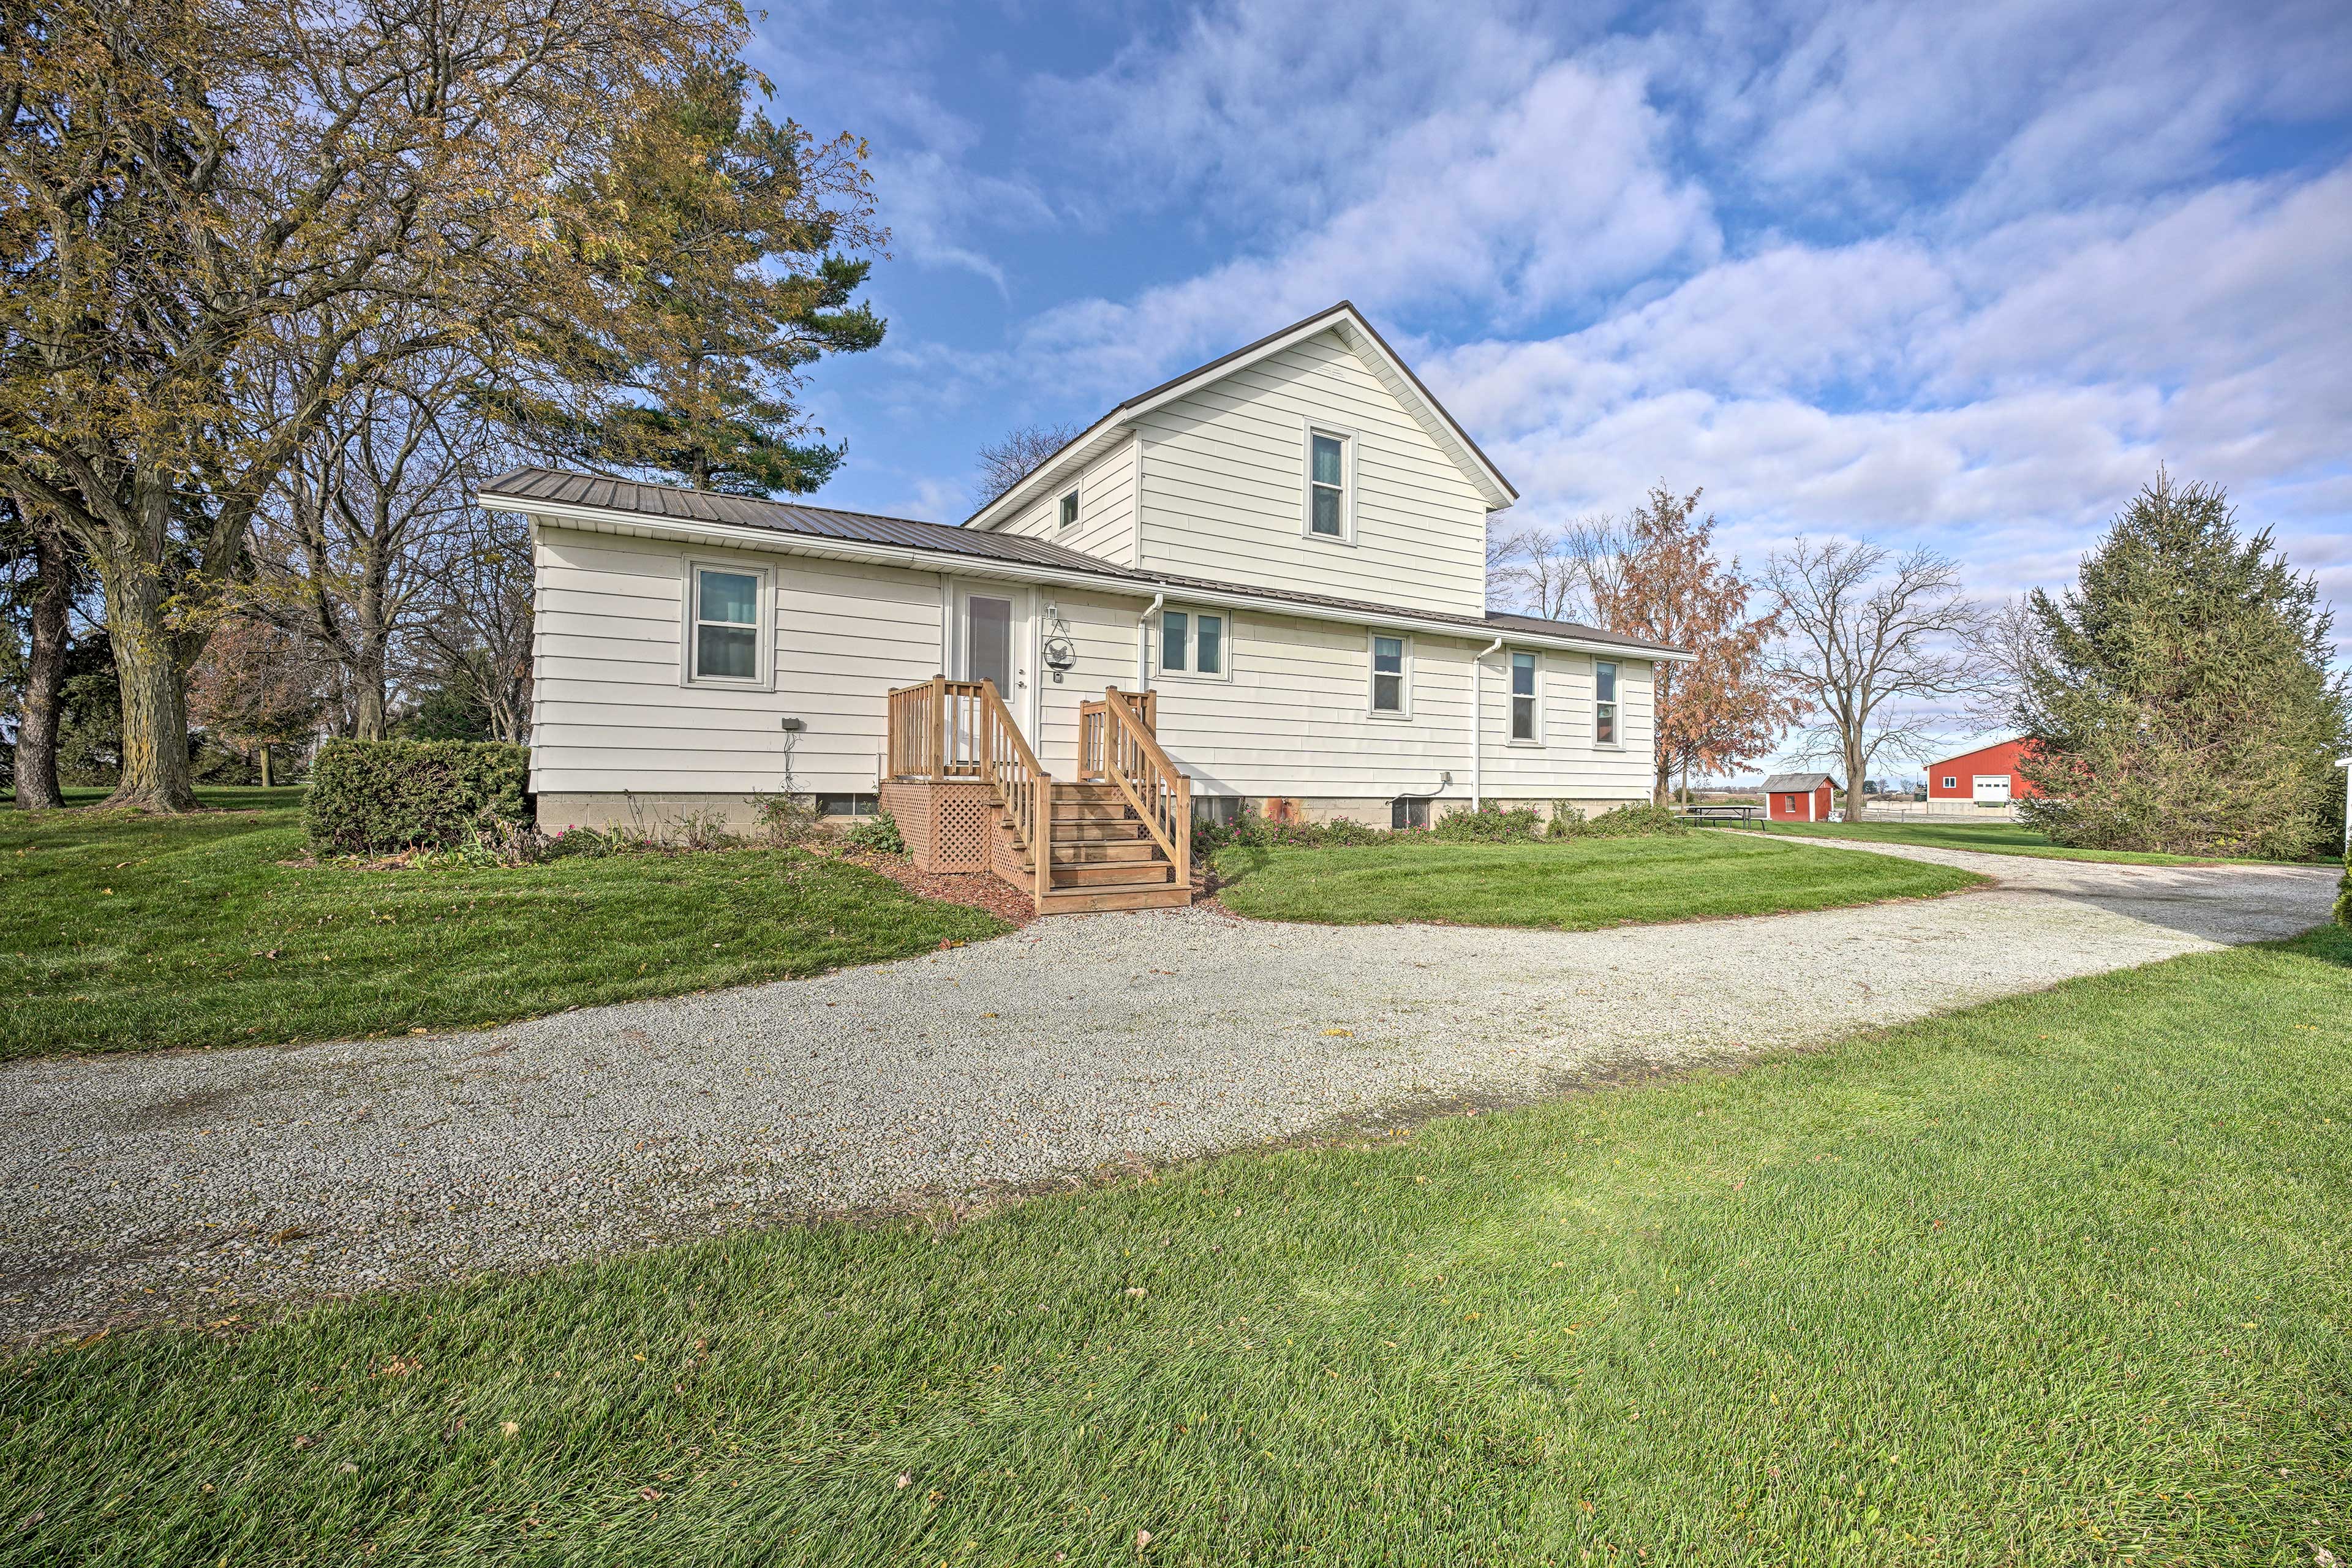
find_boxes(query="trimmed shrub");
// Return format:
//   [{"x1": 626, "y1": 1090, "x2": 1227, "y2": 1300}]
[
  {"x1": 306, "y1": 739, "x2": 530, "y2": 856},
  {"x1": 846, "y1": 811, "x2": 908, "y2": 856},
  {"x1": 1431, "y1": 802, "x2": 1545, "y2": 842},
  {"x1": 1576, "y1": 802, "x2": 1690, "y2": 838}
]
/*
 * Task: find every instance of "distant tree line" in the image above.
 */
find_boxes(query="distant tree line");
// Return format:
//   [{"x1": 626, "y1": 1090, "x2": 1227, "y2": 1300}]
[
  {"x1": 2, "y1": 0, "x2": 888, "y2": 810},
  {"x1": 1490, "y1": 470, "x2": 2346, "y2": 856}
]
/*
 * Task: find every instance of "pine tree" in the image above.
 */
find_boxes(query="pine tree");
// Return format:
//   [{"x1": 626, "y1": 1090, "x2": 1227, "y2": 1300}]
[
  {"x1": 2018, "y1": 470, "x2": 2349, "y2": 859},
  {"x1": 499, "y1": 66, "x2": 888, "y2": 496}
]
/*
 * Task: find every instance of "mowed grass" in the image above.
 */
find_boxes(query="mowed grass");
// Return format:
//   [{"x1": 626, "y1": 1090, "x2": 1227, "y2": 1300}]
[
  {"x1": 0, "y1": 789, "x2": 1007, "y2": 1060},
  {"x1": 13, "y1": 932, "x2": 2346, "y2": 1564},
  {"x1": 1212, "y1": 831, "x2": 1984, "y2": 927},
  {"x1": 1736, "y1": 818, "x2": 2309, "y2": 867}
]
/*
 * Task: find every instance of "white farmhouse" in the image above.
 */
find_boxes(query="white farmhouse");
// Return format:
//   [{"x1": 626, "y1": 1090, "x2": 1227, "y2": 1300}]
[{"x1": 484, "y1": 301, "x2": 1689, "y2": 913}]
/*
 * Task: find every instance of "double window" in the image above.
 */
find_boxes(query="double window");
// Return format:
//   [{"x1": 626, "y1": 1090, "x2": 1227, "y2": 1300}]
[
  {"x1": 1159, "y1": 608, "x2": 1226, "y2": 677},
  {"x1": 1305, "y1": 426, "x2": 1352, "y2": 541},
  {"x1": 1942, "y1": 775, "x2": 1958, "y2": 790},
  {"x1": 1369, "y1": 633, "x2": 1409, "y2": 717},
  {"x1": 1594, "y1": 659, "x2": 1619, "y2": 746},
  {"x1": 1509, "y1": 650, "x2": 1539, "y2": 743},
  {"x1": 690, "y1": 564, "x2": 766, "y2": 685}
]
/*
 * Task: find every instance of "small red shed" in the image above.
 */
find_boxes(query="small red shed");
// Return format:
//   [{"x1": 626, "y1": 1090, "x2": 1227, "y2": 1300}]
[
  {"x1": 1760, "y1": 772, "x2": 1840, "y2": 822},
  {"x1": 1926, "y1": 737, "x2": 2040, "y2": 806}
]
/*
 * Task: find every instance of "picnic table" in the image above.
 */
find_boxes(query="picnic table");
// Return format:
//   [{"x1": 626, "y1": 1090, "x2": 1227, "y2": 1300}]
[{"x1": 1677, "y1": 803, "x2": 1759, "y2": 827}]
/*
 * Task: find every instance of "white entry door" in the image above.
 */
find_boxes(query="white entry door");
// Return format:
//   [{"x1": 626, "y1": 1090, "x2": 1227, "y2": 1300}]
[
  {"x1": 955, "y1": 587, "x2": 1033, "y2": 734},
  {"x1": 1972, "y1": 774, "x2": 2011, "y2": 804}
]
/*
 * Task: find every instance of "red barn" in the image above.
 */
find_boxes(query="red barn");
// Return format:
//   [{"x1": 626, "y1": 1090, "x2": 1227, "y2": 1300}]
[
  {"x1": 1760, "y1": 772, "x2": 1839, "y2": 822},
  {"x1": 1926, "y1": 738, "x2": 2041, "y2": 806}
]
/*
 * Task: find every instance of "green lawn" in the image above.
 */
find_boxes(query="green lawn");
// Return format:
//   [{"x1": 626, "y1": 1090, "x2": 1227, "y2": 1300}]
[
  {"x1": 1734, "y1": 817, "x2": 2309, "y2": 867},
  {"x1": 1212, "y1": 831, "x2": 1985, "y2": 927},
  {"x1": 6, "y1": 929, "x2": 2345, "y2": 1564},
  {"x1": 0, "y1": 788, "x2": 1008, "y2": 1060}
]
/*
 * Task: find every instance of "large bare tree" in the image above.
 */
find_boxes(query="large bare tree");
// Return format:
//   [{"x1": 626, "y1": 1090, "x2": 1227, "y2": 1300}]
[
  {"x1": 0, "y1": 0, "x2": 739, "y2": 808},
  {"x1": 973, "y1": 422, "x2": 1079, "y2": 507},
  {"x1": 1762, "y1": 539, "x2": 1989, "y2": 820}
]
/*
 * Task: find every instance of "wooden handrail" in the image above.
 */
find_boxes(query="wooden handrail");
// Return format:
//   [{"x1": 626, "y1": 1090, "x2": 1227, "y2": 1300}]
[
  {"x1": 1095, "y1": 685, "x2": 1190, "y2": 889},
  {"x1": 886, "y1": 677, "x2": 996, "y2": 779},
  {"x1": 1078, "y1": 688, "x2": 1155, "y2": 782}
]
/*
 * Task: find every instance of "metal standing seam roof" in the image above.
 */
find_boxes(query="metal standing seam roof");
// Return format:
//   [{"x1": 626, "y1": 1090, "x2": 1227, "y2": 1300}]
[
  {"x1": 1759, "y1": 772, "x2": 1839, "y2": 792},
  {"x1": 480, "y1": 465, "x2": 1689, "y2": 658}
]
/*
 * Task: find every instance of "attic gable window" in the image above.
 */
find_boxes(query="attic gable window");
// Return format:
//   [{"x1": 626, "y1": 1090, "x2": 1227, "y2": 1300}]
[
  {"x1": 1304, "y1": 426, "x2": 1352, "y2": 541},
  {"x1": 1058, "y1": 489, "x2": 1079, "y2": 529}
]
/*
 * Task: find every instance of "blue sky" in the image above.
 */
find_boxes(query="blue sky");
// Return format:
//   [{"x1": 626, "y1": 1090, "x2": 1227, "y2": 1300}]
[{"x1": 751, "y1": 0, "x2": 2352, "y2": 769}]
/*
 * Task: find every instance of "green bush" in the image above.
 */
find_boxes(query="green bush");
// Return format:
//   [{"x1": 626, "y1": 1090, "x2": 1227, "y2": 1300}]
[
  {"x1": 305, "y1": 739, "x2": 530, "y2": 856},
  {"x1": 845, "y1": 811, "x2": 908, "y2": 856},
  {"x1": 1575, "y1": 802, "x2": 1691, "y2": 838},
  {"x1": 1548, "y1": 802, "x2": 1586, "y2": 837},
  {"x1": 1431, "y1": 802, "x2": 1545, "y2": 842}
]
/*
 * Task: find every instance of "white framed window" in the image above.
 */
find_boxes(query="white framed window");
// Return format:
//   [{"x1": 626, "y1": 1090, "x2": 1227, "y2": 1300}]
[
  {"x1": 1508, "y1": 650, "x2": 1540, "y2": 744},
  {"x1": 1942, "y1": 775, "x2": 1958, "y2": 790},
  {"x1": 686, "y1": 562, "x2": 769, "y2": 687},
  {"x1": 1057, "y1": 488, "x2": 1079, "y2": 530},
  {"x1": 1594, "y1": 659, "x2": 1620, "y2": 746},
  {"x1": 1368, "y1": 632, "x2": 1411, "y2": 718},
  {"x1": 1302, "y1": 424, "x2": 1354, "y2": 542},
  {"x1": 1158, "y1": 606, "x2": 1228, "y2": 678}
]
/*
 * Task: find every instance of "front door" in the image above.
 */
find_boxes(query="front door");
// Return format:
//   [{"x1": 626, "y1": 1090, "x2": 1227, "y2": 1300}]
[{"x1": 956, "y1": 588, "x2": 1033, "y2": 753}]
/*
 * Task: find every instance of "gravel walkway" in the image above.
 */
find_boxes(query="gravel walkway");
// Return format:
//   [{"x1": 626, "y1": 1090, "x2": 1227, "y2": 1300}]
[{"x1": 1, "y1": 840, "x2": 2333, "y2": 1340}]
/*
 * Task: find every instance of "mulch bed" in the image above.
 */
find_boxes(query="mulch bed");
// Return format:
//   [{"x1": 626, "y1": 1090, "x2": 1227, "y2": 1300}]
[{"x1": 830, "y1": 851, "x2": 1036, "y2": 927}]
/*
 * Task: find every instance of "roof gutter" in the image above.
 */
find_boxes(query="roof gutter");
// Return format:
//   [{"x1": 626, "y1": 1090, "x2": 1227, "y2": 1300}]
[
  {"x1": 1137, "y1": 593, "x2": 1164, "y2": 691},
  {"x1": 487, "y1": 494, "x2": 1692, "y2": 663}
]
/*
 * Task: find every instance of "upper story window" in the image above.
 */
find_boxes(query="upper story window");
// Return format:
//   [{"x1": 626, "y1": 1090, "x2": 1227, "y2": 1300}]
[
  {"x1": 1594, "y1": 659, "x2": 1619, "y2": 745},
  {"x1": 1305, "y1": 426, "x2": 1352, "y2": 541},
  {"x1": 690, "y1": 565, "x2": 764, "y2": 684},
  {"x1": 1058, "y1": 488, "x2": 1079, "y2": 529},
  {"x1": 1369, "y1": 633, "x2": 1409, "y2": 718},
  {"x1": 1509, "y1": 650, "x2": 1540, "y2": 742},
  {"x1": 1160, "y1": 608, "x2": 1226, "y2": 677}
]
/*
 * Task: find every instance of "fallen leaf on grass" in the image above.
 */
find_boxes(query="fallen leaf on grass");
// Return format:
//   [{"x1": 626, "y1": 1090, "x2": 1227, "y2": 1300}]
[{"x1": 1320, "y1": 1028, "x2": 1352, "y2": 1038}]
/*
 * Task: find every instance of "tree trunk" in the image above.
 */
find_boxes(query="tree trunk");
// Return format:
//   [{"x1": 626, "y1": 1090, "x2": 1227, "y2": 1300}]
[
  {"x1": 259, "y1": 744, "x2": 273, "y2": 788},
  {"x1": 1843, "y1": 732, "x2": 1868, "y2": 821},
  {"x1": 97, "y1": 556, "x2": 198, "y2": 812},
  {"x1": 354, "y1": 649, "x2": 388, "y2": 741},
  {"x1": 12, "y1": 512, "x2": 69, "y2": 810}
]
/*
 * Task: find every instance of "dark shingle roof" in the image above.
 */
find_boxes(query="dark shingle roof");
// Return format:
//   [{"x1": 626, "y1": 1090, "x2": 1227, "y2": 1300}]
[{"x1": 481, "y1": 466, "x2": 1686, "y2": 657}]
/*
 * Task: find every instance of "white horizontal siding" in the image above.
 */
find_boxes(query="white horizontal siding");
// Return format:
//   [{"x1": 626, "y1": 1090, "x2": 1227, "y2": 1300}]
[
  {"x1": 529, "y1": 522, "x2": 1653, "y2": 805},
  {"x1": 530, "y1": 526, "x2": 944, "y2": 796},
  {"x1": 1136, "y1": 330, "x2": 1491, "y2": 617},
  {"x1": 992, "y1": 435, "x2": 1136, "y2": 567}
]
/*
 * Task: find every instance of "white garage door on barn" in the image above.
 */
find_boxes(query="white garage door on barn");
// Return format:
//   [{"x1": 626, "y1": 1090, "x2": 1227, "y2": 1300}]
[{"x1": 1973, "y1": 774, "x2": 2012, "y2": 804}]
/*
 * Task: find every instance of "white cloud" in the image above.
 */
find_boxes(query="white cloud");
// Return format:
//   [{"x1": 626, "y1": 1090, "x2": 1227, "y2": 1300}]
[{"x1": 1014, "y1": 55, "x2": 1718, "y2": 396}]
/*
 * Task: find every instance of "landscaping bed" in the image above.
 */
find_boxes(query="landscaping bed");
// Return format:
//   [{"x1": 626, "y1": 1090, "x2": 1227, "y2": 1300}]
[
  {"x1": 1210, "y1": 831, "x2": 1983, "y2": 928},
  {"x1": 5, "y1": 925, "x2": 2343, "y2": 1562},
  {"x1": 0, "y1": 790, "x2": 1009, "y2": 1059}
]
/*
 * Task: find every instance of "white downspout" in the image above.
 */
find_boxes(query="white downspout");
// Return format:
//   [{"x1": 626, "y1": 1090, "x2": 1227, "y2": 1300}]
[
  {"x1": 1471, "y1": 636, "x2": 1503, "y2": 808},
  {"x1": 1136, "y1": 593, "x2": 1164, "y2": 691}
]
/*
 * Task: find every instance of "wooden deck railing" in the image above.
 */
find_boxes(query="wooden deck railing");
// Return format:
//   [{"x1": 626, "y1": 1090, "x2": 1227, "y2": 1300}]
[
  {"x1": 886, "y1": 677, "x2": 1050, "y2": 903},
  {"x1": 886, "y1": 677, "x2": 991, "y2": 779},
  {"x1": 1077, "y1": 688, "x2": 1156, "y2": 781},
  {"x1": 1093, "y1": 686, "x2": 1189, "y2": 889}
]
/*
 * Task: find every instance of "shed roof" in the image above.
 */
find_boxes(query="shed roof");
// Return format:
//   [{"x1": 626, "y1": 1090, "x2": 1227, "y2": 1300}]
[{"x1": 1759, "y1": 772, "x2": 1839, "y2": 792}]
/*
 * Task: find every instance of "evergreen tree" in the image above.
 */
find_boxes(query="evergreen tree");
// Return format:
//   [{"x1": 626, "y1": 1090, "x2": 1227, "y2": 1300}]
[
  {"x1": 2017, "y1": 470, "x2": 2348, "y2": 860},
  {"x1": 499, "y1": 66, "x2": 888, "y2": 496}
]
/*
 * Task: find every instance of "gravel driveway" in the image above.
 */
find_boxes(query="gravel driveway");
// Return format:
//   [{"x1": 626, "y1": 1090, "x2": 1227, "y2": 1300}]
[{"x1": 2, "y1": 839, "x2": 2332, "y2": 1340}]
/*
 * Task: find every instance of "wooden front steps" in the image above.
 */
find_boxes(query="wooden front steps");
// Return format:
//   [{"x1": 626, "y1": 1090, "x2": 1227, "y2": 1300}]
[{"x1": 1000, "y1": 781, "x2": 1191, "y2": 913}]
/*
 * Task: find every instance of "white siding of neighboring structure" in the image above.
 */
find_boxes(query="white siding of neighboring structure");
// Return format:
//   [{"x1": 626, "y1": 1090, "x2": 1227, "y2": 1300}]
[
  {"x1": 530, "y1": 524, "x2": 944, "y2": 797},
  {"x1": 528, "y1": 522, "x2": 1653, "y2": 813},
  {"x1": 991, "y1": 435, "x2": 1138, "y2": 567},
  {"x1": 1133, "y1": 330, "x2": 1491, "y2": 618}
]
